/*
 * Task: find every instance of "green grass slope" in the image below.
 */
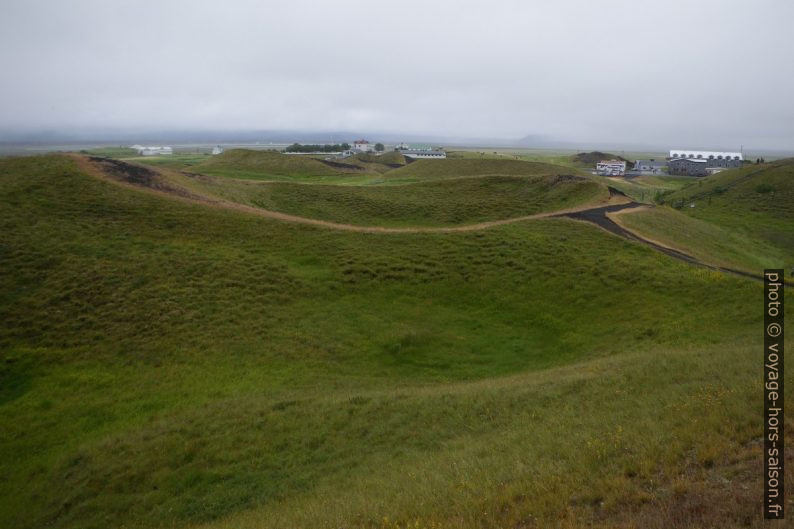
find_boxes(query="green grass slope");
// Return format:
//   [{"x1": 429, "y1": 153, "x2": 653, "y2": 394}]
[
  {"x1": 664, "y1": 161, "x2": 794, "y2": 236},
  {"x1": 193, "y1": 149, "x2": 370, "y2": 182},
  {"x1": 125, "y1": 153, "x2": 212, "y2": 171},
  {"x1": 617, "y1": 162, "x2": 794, "y2": 273},
  {"x1": 604, "y1": 174, "x2": 697, "y2": 203},
  {"x1": 0, "y1": 155, "x2": 789, "y2": 529},
  {"x1": 382, "y1": 158, "x2": 583, "y2": 184},
  {"x1": 616, "y1": 207, "x2": 789, "y2": 274},
  {"x1": 347, "y1": 151, "x2": 407, "y2": 173},
  {"x1": 177, "y1": 173, "x2": 606, "y2": 227}
]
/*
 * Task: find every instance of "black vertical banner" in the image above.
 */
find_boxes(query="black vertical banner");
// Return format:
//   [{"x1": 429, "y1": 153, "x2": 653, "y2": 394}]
[{"x1": 764, "y1": 269, "x2": 784, "y2": 519}]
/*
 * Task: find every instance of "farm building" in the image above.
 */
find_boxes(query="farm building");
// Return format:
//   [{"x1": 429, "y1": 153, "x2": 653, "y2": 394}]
[
  {"x1": 400, "y1": 149, "x2": 447, "y2": 159},
  {"x1": 596, "y1": 160, "x2": 626, "y2": 176},
  {"x1": 211, "y1": 145, "x2": 224, "y2": 155},
  {"x1": 669, "y1": 150, "x2": 742, "y2": 166},
  {"x1": 352, "y1": 139, "x2": 373, "y2": 153},
  {"x1": 135, "y1": 146, "x2": 173, "y2": 156},
  {"x1": 667, "y1": 149, "x2": 743, "y2": 176},
  {"x1": 668, "y1": 158, "x2": 709, "y2": 176},
  {"x1": 633, "y1": 159, "x2": 667, "y2": 174}
]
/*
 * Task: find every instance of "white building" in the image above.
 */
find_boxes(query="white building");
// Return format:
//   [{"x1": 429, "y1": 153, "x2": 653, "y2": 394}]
[
  {"x1": 352, "y1": 139, "x2": 373, "y2": 152},
  {"x1": 632, "y1": 159, "x2": 667, "y2": 174},
  {"x1": 668, "y1": 149, "x2": 743, "y2": 161},
  {"x1": 400, "y1": 149, "x2": 447, "y2": 159},
  {"x1": 211, "y1": 145, "x2": 224, "y2": 155},
  {"x1": 135, "y1": 146, "x2": 173, "y2": 156},
  {"x1": 596, "y1": 160, "x2": 626, "y2": 176}
]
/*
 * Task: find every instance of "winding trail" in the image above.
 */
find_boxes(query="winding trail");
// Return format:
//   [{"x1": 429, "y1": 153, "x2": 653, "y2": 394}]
[
  {"x1": 75, "y1": 154, "x2": 774, "y2": 283},
  {"x1": 555, "y1": 202, "x2": 768, "y2": 283},
  {"x1": 73, "y1": 154, "x2": 631, "y2": 234}
]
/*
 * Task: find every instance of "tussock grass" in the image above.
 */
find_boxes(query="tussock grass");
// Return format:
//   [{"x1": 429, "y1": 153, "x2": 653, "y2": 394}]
[
  {"x1": 175, "y1": 173, "x2": 606, "y2": 227},
  {"x1": 619, "y1": 163, "x2": 794, "y2": 272},
  {"x1": 616, "y1": 206, "x2": 789, "y2": 274},
  {"x1": 601, "y1": 175, "x2": 696, "y2": 203},
  {"x1": 125, "y1": 153, "x2": 211, "y2": 170},
  {"x1": 0, "y1": 155, "x2": 789, "y2": 529},
  {"x1": 382, "y1": 158, "x2": 583, "y2": 184},
  {"x1": 665, "y1": 162, "x2": 794, "y2": 232},
  {"x1": 193, "y1": 149, "x2": 366, "y2": 182}
]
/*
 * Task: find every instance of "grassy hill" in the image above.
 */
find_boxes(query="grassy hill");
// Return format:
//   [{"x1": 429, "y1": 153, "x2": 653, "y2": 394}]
[
  {"x1": 193, "y1": 149, "x2": 370, "y2": 182},
  {"x1": 615, "y1": 161, "x2": 794, "y2": 274},
  {"x1": 124, "y1": 152, "x2": 211, "y2": 171},
  {"x1": 192, "y1": 151, "x2": 585, "y2": 186},
  {"x1": 175, "y1": 173, "x2": 606, "y2": 227},
  {"x1": 604, "y1": 174, "x2": 697, "y2": 203},
  {"x1": 0, "y1": 154, "x2": 789, "y2": 529},
  {"x1": 664, "y1": 160, "x2": 794, "y2": 229},
  {"x1": 573, "y1": 151, "x2": 631, "y2": 165},
  {"x1": 382, "y1": 158, "x2": 585, "y2": 184},
  {"x1": 350, "y1": 150, "x2": 407, "y2": 168}
]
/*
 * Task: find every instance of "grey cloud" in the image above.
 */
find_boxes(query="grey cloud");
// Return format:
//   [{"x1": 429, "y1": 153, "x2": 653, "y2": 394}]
[{"x1": 0, "y1": 0, "x2": 792, "y2": 149}]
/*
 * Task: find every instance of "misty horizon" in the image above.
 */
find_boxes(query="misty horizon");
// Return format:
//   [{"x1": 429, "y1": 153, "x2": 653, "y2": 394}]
[
  {"x1": 1, "y1": 0, "x2": 793, "y2": 150},
  {"x1": 0, "y1": 128, "x2": 784, "y2": 157}
]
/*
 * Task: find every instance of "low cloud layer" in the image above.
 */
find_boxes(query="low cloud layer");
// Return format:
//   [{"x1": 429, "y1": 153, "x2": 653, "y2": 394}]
[{"x1": 1, "y1": 0, "x2": 792, "y2": 149}]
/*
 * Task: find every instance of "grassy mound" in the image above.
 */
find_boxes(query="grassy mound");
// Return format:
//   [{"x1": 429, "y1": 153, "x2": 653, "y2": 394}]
[
  {"x1": 179, "y1": 173, "x2": 606, "y2": 227},
  {"x1": 573, "y1": 151, "x2": 630, "y2": 165},
  {"x1": 193, "y1": 149, "x2": 367, "y2": 181},
  {"x1": 0, "y1": 155, "x2": 786, "y2": 529},
  {"x1": 382, "y1": 158, "x2": 583, "y2": 184},
  {"x1": 351, "y1": 151, "x2": 406, "y2": 166},
  {"x1": 617, "y1": 162, "x2": 794, "y2": 273},
  {"x1": 603, "y1": 174, "x2": 697, "y2": 203},
  {"x1": 663, "y1": 160, "x2": 794, "y2": 223},
  {"x1": 614, "y1": 206, "x2": 788, "y2": 273},
  {"x1": 331, "y1": 151, "x2": 408, "y2": 175}
]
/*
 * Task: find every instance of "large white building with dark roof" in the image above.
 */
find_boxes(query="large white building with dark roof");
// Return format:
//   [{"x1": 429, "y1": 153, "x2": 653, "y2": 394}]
[
  {"x1": 668, "y1": 149, "x2": 743, "y2": 176},
  {"x1": 668, "y1": 149, "x2": 743, "y2": 161}
]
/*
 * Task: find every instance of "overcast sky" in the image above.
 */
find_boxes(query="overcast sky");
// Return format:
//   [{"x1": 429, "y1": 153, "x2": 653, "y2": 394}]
[{"x1": 1, "y1": 0, "x2": 792, "y2": 149}]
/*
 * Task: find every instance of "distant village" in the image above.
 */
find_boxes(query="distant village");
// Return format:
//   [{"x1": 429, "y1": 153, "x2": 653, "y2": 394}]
[
  {"x1": 128, "y1": 142, "x2": 758, "y2": 177},
  {"x1": 596, "y1": 149, "x2": 753, "y2": 177},
  {"x1": 343, "y1": 140, "x2": 447, "y2": 160},
  {"x1": 282, "y1": 139, "x2": 447, "y2": 160},
  {"x1": 128, "y1": 140, "x2": 448, "y2": 160}
]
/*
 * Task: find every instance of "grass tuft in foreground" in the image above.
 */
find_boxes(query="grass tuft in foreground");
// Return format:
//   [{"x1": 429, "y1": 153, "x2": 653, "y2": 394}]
[{"x1": 0, "y1": 154, "x2": 790, "y2": 529}]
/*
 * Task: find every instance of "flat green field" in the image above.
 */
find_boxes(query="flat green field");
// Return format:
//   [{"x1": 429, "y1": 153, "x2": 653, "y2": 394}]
[{"x1": 0, "y1": 154, "x2": 790, "y2": 529}]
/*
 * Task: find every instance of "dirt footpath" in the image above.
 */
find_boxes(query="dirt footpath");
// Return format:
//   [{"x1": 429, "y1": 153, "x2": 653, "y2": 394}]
[
  {"x1": 556, "y1": 201, "x2": 767, "y2": 283},
  {"x1": 73, "y1": 155, "x2": 628, "y2": 234},
  {"x1": 75, "y1": 154, "x2": 773, "y2": 284}
]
